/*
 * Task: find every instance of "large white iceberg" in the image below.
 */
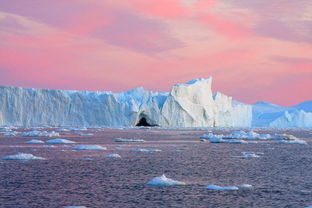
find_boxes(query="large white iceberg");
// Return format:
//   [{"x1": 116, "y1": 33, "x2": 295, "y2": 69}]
[{"x1": 0, "y1": 77, "x2": 251, "y2": 127}]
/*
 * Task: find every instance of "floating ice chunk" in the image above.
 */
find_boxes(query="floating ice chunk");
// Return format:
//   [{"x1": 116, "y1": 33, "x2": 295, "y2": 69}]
[
  {"x1": 147, "y1": 174, "x2": 186, "y2": 186},
  {"x1": 69, "y1": 127, "x2": 87, "y2": 131},
  {"x1": 22, "y1": 131, "x2": 59, "y2": 137},
  {"x1": 231, "y1": 152, "x2": 260, "y2": 159},
  {"x1": 26, "y1": 139, "x2": 44, "y2": 144},
  {"x1": 115, "y1": 146, "x2": 122, "y2": 150},
  {"x1": 83, "y1": 158, "x2": 93, "y2": 161},
  {"x1": 43, "y1": 145, "x2": 55, "y2": 148},
  {"x1": 4, "y1": 132, "x2": 17, "y2": 136},
  {"x1": 206, "y1": 185, "x2": 239, "y2": 190},
  {"x1": 46, "y1": 138, "x2": 76, "y2": 144},
  {"x1": 236, "y1": 184, "x2": 253, "y2": 189},
  {"x1": 278, "y1": 139, "x2": 307, "y2": 145},
  {"x1": 2, "y1": 153, "x2": 45, "y2": 160},
  {"x1": 105, "y1": 154, "x2": 121, "y2": 158},
  {"x1": 0, "y1": 127, "x2": 12, "y2": 132},
  {"x1": 273, "y1": 134, "x2": 297, "y2": 140},
  {"x1": 55, "y1": 128, "x2": 70, "y2": 132},
  {"x1": 73, "y1": 145, "x2": 107, "y2": 150},
  {"x1": 114, "y1": 138, "x2": 145, "y2": 142},
  {"x1": 79, "y1": 133, "x2": 94, "y2": 136},
  {"x1": 130, "y1": 149, "x2": 162, "y2": 153}
]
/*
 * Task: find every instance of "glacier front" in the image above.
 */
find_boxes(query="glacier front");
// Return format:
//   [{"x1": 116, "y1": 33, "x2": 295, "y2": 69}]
[{"x1": 0, "y1": 77, "x2": 252, "y2": 127}]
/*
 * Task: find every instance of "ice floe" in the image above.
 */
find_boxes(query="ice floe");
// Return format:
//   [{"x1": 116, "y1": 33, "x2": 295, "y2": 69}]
[
  {"x1": 26, "y1": 139, "x2": 45, "y2": 144},
  {"x1": 43, "y1": 145, "x2": 55, "y2": 148},
  {"x1": 278, "y1": 139, "x2": 307, "y2": 145},
  {"x1": 2, "y1": 153, "x2": 45, "y2": 160},
  {"x1": 79, "y1": 133, "x2": 94, "y2": 136},
  {"x1": 206, "y1": 185, "x2": 239, "y2": 190},
  {"x1": 231, "y1": 152, "x2": 261, "y2": 159},
  {"x1": 147, "y1": 174, "x2": 186, "y2": 186},
  {"x1": 46, "y1": 138, "x2": 76, "y2": 144},
  {"x1": 4, "y1": 132, "x2": 17, "y2": 136},
  {"x1": 55, "y1": 128, "x2": 70, "y2": 132},
  {"x1": 130, "y1": 149, "x2": 162, "y2": 153},
  {"x1": 200, "y1": 131, "x2": 307, "y2": 145},
  {"x1": 206, "y1": 184, "x2": 253, "y2": 190},
  {"x1": 114, "y1": 138, "x2": 145, "y2": 142},
  {"x1": 105, "y1": 154, "x2": 121, "y2": 158},
  {"x1": 73, "y1": 145, "x2": 107, "y2": 150},
  {"x1": 69, "y1": 127, "x2": 87, "y2": 131},
  {"x1": 22, "y1": 131, "x2": 59, "y2": 137}
]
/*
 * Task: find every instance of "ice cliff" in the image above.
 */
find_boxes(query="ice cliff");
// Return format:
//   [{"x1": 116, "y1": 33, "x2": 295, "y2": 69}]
[{"x1": 0, "y1": 77, "x2": 252, "y2": 127}]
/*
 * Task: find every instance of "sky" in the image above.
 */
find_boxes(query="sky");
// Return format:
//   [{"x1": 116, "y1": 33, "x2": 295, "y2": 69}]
[{"x1": 0, "y1": 0, "x2": 312, "y2": 106}]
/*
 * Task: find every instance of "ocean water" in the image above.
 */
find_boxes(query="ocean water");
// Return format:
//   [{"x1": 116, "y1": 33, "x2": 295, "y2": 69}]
[{"x1": 0, "y1": 128, "x2": 312, "y2": 208}]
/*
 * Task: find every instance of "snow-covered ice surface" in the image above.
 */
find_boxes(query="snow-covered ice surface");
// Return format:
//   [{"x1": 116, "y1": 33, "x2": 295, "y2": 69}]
[
  {"x1": 26, "y1": 139, "x2": 44, "y2": 144},
  {"x1": 2, "y1": 153, "x2": 45, "y2": 160},
  {"x1": 46, "y1": 139, "x2": 76, "y2": 144},
  {"x1": 147, "y1": 174, "x2": 186, "y2": 186},
  {"x1": 72, "y1": 145, "x2": 107, "y2": 150}
]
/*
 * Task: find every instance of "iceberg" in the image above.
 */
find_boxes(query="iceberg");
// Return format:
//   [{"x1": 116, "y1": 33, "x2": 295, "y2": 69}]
[
  {"x1": 252, "y1": 100, "x2": 312, "y2": 127},
  {"x1": 73, "y1": 145, "x2": 107, "y2": 150},
  {"x1": 26, "y1": 139, "x2": 45, "y2": 144},
  {"x1": 46, "y1": 138, "x2": 76, "y2": 144},
  {"x1": 2, "y1": 153, "x2": 45, "y2": 160},
  {"x1": 147, "y1": 174, "x2": 186, "y2": 186},
  {"x1": 0, "y1": 77, "x2": 251, "y2": 127}
]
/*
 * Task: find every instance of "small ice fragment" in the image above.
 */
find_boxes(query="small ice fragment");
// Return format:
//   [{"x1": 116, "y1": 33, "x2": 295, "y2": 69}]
[
  {"x1": 22, "y1": 130, "x2": 59, "y2": 137},
  {"x1": 56, "y1": 128, "x2": 70, "y2": 132},
  {"x1": 79, "y1": 133, "x2": 93, "y2": 136},
  {"x1": 130, "y1": 149, "x2": 161, "y2": 153},
  {"x1": 46, "y1": 138, "x2": 76, "y2": 144},
  {"x1": 73, "y1": 145, "x2": 107, "y2": 150},
  {"x1": 231, "y1": 152, "x2": 260, "y2": 159},
  {"x1": 43, "y1": 145, "x2": 55, "y2": 148},
  {"x1": 2, "y1": 153, "x2": 45, "y2": 160},
  {"x1": 278, "y1": 139, "x2": 307, "y2": 145},
  {"x1": 105, "y1": 154, "x2": 121, "y2": 158},
  {"x1": 237, "y1": 184, "x2": 253, "y2": 189},
  {"x1": 114, "y1": 138, "x2": 145, "y2": 142},
  {"x1": 206, "y1": 185, "x2": 239, "y2": 190},
  {"x1": 26, "y1": 139, "x2": 44, "y2": 144},
  {"x1": 147, "y1": 174, "x2": 186, "y2": 186}
]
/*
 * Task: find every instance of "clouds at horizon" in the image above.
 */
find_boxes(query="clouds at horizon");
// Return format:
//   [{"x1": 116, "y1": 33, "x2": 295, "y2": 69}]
[{"x1": 0, "y1": 0, "x2": 311, "y2": 106}]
